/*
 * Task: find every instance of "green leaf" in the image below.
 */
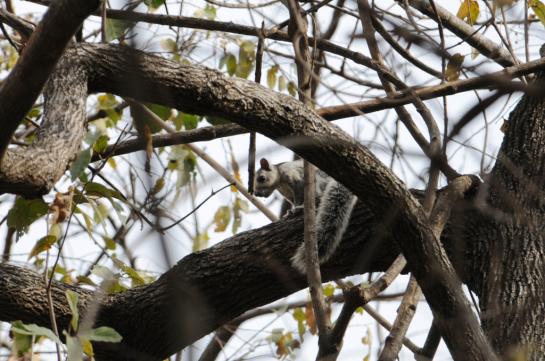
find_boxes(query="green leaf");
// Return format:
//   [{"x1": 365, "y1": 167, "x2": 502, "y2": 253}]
[
  {"x1": 91, "y1": 265, "x2": 115, "y2": 281},
  {"x1": 76, "y1": 275, "x2": 97, "y2": 287},
  {"x1": 150, "y1": 177, "x2": 165, "y2": 195},
  {"x1": 160, "y1": 38, "x2": 178, "y2": 53},
  {"x1": 65, "y1": 290, "x2": 80, "y2": 331},
  {"x1": 28, "y1": 235, "x2": 57, "y2": 260},
  {"x1": 173, "y1": 112, "x2": 200, "y2": 130},
  {"x1": 11, "y1": 321, "x2": 61, "y2": 344},
  {"x1": 104, "y1": 19, "x2": 134, "y2": 42},
  {"x1": 88, "y1": 326, "x2": 122, "y2": 343},
  {"x1": 97, "y1": 94, "x2": 119, "y2": 110},
  {"x1": 204, "y1": 4, "x2": 217, "y2": 19},
  {"x1": 92, "y1": 202, "x2": 110, "y2": 224},
  {"x1": 146, "y1": 103, "x2": 172, "y2": 121},
  {"x1": 70, "y1": 148, "x2": 92, "y2": 181},
  {"x1": 66, "y1": 335, "x2": 84, "y2": 361},
  {"x1": 113, "y1": 257, "x2": 146, "y2": 287},
  {"x1": 323, "y1": 283, "x2": 335, "y2": 297},
  {"x1": 12, "y1": 329, "x2": 32, "y2": 356},
  {"x1": 105, "y1": 108, "x2": 121, "y2": 123},
  {"x1": 278, "y1": 75, "x2": 287, "y2": 91},
  {"x1": 205, "y1": 116, "x2": 231, "y2": 125},
  {"x1": 93, "y1": 135, "x2": 110, "y2": 154},
  {"x1": 144, "y1": 0, "x2": 165, "y2": 10},
  {"x1": 85, "y1": 182, "x2": 124, "y2": 201},
  {"x1": 292, "y1": 308, "x2": 306, "y2": 338},
  {"x1": 7, "y1": 198, "x2": 48, "y2": 236},
  {"x1": 236, "y1": 41, "x2": 255, "y2": 79},
  {"x1": 130, "y1": 103, "x2": 163, "y2": 134},
  {"x1": 183, "y1": 113, "x2": 200, "y2": 130},
  {"x1": 220, "y1": 53, "x2": 237, "y2": 76},
  {"x1": 84, "y1": 131, "x2": 101, "y2": 146},
  {"x1": 26, "y1": 106, "x2": 41, "y2": 119},
  {"x1": 287, "y1": 81, "x2": 297, "y2": 96},
  {"x1": 103, "y1": 236, "x2": 117, "y2": 250},
  {"x1": 194, "y1": 4, "x2": 217, "y2": 20},
  {"x1": 267, "y1": 65, "x2": 278, "y2": 89}
]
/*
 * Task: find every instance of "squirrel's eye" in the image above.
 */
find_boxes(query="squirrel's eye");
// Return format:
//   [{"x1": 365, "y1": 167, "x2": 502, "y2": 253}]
[{"x1": 257, "y1": 175, "x2": 266, "y2": 183}]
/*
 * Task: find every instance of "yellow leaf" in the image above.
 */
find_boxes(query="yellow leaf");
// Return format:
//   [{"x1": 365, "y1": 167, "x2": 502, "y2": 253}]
[
  {"x1": 81, "y1": 338, "x2": 94, "y2": 357},
  {"x1": 213, "y1": 206, "x2": 231, "y2": 232},
  {"x1": 192, "y1": 232, "x2": 210, "y2": 252},
  {"x1": 151, "y1": 177, "x2": 165, "y2": 195},
  {"x1": 323, "y1": 283, "x2": 335, "y2": 297},
  {"x1": 445, "y1": 53, "x2": 465, "y2": 81},
  {"x1": 107, "y1": 157, "x2": 117, "y2": 169},
  {"x1": 456, "y1": 0, "x2": 480, "y2": 25},
  {"x1": 530, "y1": 0, "x2": 545, "y2": 26},
  {"x1": 97, "y1": 94, "x2": 119, "y2": 110}
]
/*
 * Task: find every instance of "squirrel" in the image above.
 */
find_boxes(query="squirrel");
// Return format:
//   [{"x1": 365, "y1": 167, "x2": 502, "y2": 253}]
[{"x1": 254, "y1": 158, "x2": 358, "y2": 273}]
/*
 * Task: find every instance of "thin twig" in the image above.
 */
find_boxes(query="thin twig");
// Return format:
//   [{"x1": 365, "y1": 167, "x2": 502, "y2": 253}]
[
  {"x1": 160, "y1": 183, "x2": 233, "y2": 232},
  {"x1": 377, "y1": 275, "x2": 422, "y2": 361},
  {"x1": 248, "y1": 22, "x2": 265, "y2": 194},
  {"x1": 125, "y1": 99, "x2": 278, "y2": 222}
]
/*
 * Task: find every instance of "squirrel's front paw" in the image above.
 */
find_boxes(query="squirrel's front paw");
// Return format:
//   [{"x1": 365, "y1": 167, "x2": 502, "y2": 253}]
[{"x1": 282, "y1": 205, "x2": 304, "y2": 218}]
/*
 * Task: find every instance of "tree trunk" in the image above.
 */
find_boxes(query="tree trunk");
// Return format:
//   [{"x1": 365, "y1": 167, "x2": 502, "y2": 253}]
[{"x1": 464, "y1": 74, "x2": 545, "y2": 360}]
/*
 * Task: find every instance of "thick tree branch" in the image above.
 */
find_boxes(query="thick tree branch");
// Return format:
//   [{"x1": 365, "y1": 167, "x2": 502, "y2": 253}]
[
  {"x1": 0, "y1": 46, "x2": 89, "y2": 195},
  {"x1": 0, "y1": 202, "x2": 402, "y2": 361},
  {"x1": 91, "y1": 58, "x2": 545, "y2": 165},
  {"x1": 73, "y1": 43, "x2": 497, "y2": 360},
  {"x1": 0, "y1": 0, "x2": 99, "y2": 159}
]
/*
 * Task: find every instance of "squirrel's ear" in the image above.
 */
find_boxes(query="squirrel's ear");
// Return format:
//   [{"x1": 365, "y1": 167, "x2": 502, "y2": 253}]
[{"x1": 260, "y1": 158, "x2": 270, "y2": 170}]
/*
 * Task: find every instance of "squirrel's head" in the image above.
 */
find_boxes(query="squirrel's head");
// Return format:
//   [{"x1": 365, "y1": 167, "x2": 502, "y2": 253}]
[{"x1": 254, "y1": 158, "x2": 279, "y2": 197}]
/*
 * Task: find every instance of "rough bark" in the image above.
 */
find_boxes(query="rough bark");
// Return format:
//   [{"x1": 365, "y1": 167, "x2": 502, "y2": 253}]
[
  {"x1": 0, "y1": 43, "x2": 494, "y2": 359},
  {"x1": 463, "y1": 73, "x2": 545, "y2": 360},
  {"x1": 4, "y1": 43, "x2": 545, "y2": 196},
  {"x1": 0, "y1": 0, "x2": 99, "y2": 159},
  {"x1": 79, "y1": 44, "x2": 494, "y2": 360},
  {"x1": 0, "y1": 38, "x2": 543, "y2": 360},
  {"x1": 0, "y1": 49, "x2": 88, "y2": 195},
  {"x1": 0, "y1": 202, "x2": 400, "y2": 360}
]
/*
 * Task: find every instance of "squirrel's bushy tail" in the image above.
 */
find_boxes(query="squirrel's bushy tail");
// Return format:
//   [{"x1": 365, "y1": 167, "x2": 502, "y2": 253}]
[{"x1": 291, "y1": 181, "x2": 357, "y2": 273}]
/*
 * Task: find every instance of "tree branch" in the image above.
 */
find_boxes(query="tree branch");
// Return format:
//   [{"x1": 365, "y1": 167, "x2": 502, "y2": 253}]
[
  {"x1": 74, "y1": 42, "x2": 497, "y2": 360},
  {"x1": 397, "y1": 0, "x2": 516, "y2": 67},
  {"x1": 0, "y1": 0, "x2": 99, "y2": 159},
  {"x1": 0, "y1": 202, "x2": 403, "y2": 361}
]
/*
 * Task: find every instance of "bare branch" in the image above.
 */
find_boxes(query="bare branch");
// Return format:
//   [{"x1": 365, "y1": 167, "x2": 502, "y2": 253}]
[
  {"x1": 398, "y1": 0, "x2": 516, "y2": 67},
  {"x1": 377, "y1": 276, "x2": 422, "y2": 361}
]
